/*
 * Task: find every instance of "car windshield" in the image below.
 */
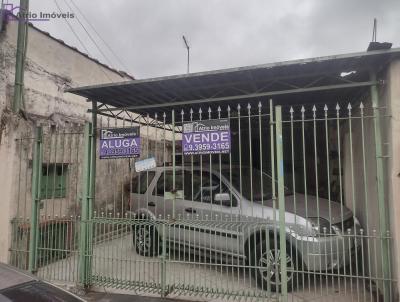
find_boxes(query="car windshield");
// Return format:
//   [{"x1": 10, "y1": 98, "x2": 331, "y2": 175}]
[{"x1": 221, "y1": 167, "x2": 290, "y2": 201}]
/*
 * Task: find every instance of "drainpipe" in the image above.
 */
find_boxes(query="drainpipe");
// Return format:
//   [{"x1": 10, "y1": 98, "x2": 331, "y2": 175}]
[{"x1": 13, "y1": 0, "x2": 29, "y2": 113}]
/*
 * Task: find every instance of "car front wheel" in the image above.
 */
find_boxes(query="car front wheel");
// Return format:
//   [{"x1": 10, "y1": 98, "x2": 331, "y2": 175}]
[{"x1": 133, "y1": 224, "x2": 160, "y2": 257}]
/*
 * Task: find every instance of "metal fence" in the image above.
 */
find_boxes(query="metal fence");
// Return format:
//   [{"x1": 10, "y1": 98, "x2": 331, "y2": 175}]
[
  {"x1": 10, "y1": 100, "x2": 395, "y2": 301},
  {"x1": 10, "y1": 124, "x2": 85, "y2": 284}
]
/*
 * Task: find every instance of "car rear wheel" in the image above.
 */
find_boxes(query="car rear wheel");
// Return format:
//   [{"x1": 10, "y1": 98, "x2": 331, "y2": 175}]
[
  {"x1": 133, "y1": 224, "x2": 160, "y2": 257},
  {"x1": 252, "y1": 238, "x2": 299, "y2": 292}
]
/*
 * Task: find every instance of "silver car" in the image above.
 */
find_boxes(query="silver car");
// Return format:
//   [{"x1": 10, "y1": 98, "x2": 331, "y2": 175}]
[{"x1": 129, "y1": 166, "x2": 360, "y2": 292}]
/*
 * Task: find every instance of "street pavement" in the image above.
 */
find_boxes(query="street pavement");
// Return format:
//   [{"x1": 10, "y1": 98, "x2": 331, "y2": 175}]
[{"x1": 85, "y1": 292, "x2": 195, "y2": 302}]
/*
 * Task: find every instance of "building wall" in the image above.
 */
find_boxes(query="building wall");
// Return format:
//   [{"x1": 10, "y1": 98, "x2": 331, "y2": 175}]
[
  {"x1": 386, "y1": 59, "x2": 400, "y2": 298},
  {"x1": 0, "y1": 19, "x2": 134, "y2": 264},
  {"x1": 343, "y1": 59, "x2": 400, "y2": 299}
]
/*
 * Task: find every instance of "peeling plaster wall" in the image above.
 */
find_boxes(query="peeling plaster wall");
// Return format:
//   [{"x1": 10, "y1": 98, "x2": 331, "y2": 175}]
[{"x1": 0, "y1": 20, "x2": 136, "y2": 264}]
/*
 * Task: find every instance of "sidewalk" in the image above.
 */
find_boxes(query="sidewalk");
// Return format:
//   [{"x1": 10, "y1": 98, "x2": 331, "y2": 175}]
[{"x1": 85, "y1": 292, "x2": 196, "y2": 302}]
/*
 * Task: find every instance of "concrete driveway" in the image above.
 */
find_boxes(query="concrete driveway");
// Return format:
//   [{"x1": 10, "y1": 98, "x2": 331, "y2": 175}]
[{"x1": 39, "y1": 233, "x2": 374, "y2": 302}]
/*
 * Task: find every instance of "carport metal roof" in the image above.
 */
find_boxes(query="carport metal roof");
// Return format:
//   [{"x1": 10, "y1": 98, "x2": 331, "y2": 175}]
[{"x1": 67, "y1": 48, "x2": 400, "y2": 122}]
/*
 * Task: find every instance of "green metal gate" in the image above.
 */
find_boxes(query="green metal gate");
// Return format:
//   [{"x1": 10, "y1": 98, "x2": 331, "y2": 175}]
[
  {"x1": 85, "y1": 102, "x2": 288, "y2": 301},
  {"x1": 10, "y1": 97, "x2": 395, "y2": 301}
]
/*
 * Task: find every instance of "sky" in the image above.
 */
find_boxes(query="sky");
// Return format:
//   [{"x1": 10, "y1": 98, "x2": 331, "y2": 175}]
[{"x1": 7, "y1": 0, "x2": 400, "y2": 79}]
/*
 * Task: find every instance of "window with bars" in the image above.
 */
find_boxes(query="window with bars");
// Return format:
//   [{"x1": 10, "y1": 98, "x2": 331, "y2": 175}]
[{"x1": 39, "y1": 164, "x2": 68, "y2": 199}]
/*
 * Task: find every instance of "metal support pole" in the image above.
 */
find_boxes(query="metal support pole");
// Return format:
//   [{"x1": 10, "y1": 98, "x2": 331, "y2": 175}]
[
  {"x1": 86, "y1": 100, "x2": 97, "y2": 286},
  {"x1": 183, "y1": 35, "x2": 189, "y2": 74},
  {"x1": 79, "y1": 122, "x2": 93, "y2": 287},
  {"x1": 186, "y1": 47, "x2": 190, "y2": 74},
  {"x1": 370, "y1": 72, "x2": 390, "y2": 302},
  {"x1": 275, "y1": 105, "x2": 288, "y2": 300},
  {"x1": 172, "y1": 109, "x2": 176, "y2": 219},
  {"x1": 29, "y1": 126, "x2": 42, "y2": 273},
  {"x1": 90, "y1": 100, "x2": 97, "y2": 206},
  {"x1": 13, "y1": 0, "x2": 29, "y2": 113}
]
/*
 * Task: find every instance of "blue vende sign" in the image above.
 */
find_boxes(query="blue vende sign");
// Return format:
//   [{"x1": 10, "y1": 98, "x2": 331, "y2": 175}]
[{"x1": 182, "y1": 119, "x2": 231, "y2": 155}]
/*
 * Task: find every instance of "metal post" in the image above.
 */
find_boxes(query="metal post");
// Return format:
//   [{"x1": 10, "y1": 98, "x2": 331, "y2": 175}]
[
  {"x1": 79, "y1": 122, "x2": 92, "y2": 286},
  {"x1": 370, "y1": 71, "x2": 390, "y2": 301},
  {"x1": 187, "y1": 48, "x2": 189, "y2": 74},
  {"x1": 13, "y1": 0, "x2": 29, "y2": 113},
  {"x1": 275, "y1": 105, "x2": 288, "y2": 300},
  {"x1": 90, "y1": 100, "x2": 97, "y2": 209},
  {"x1": 28, "y1": 126, "x2": 42, "y2": 273},
  {"x1": 160, "y1": 223, "x2": 167, "y2": 296},
  {"x1": 172, "y1": 109, "x2": 176, "y2": 219},
  {"x1": 86, "y1": 100, "x2": 97, "y2": 286}
]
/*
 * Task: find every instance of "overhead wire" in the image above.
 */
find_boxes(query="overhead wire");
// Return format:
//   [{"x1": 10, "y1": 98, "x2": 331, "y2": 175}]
[
  {"x1": 60, "y1": 0, "x2": 115, "y2": 68},
  {"x1": 68, "y1": 0, "x2": 131, "y2": 74},
  {"x1": 53, "y1": 0, "x2": 115, "y2": 82},
  {"x1": 53, "y1": 0, "x2": 89, "y2": 54}
]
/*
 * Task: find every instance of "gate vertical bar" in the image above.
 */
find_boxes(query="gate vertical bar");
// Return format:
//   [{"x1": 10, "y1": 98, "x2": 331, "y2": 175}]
[
  {"x1": 88, "y1": 100, "x2": 97, "y2": 285},
  {"x1": 160, "y1": 112, "x2": 167, "y2": 297},
  {"x1": 172, "y1": 109, "x2": 176, "y2": 219},
  {"x1": 29, "y1": 126, "x2": 43, "y2": 273},
  {"x1": 370, "y1": 71, "x2": 390, "y2": 302},
  {"x1": 275, "y1": 105, "x2": 288, "y2": 300},
  {"x1": 161, "y1": 223, "x2": 167, "y2": 297},
  {"x1": 79, "y1": 122, "x2": 93, "y2": 287}
]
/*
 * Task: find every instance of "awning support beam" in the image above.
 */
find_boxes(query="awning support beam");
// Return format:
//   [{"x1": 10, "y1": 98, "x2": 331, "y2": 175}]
[{"x1": 90, "y1": 80, "x2": 378, "y2": 113}]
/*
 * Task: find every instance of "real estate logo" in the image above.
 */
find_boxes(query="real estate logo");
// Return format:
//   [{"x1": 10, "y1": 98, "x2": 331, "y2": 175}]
[{"x1": 3, "y1": 3, "x2": 74, "y2": 22}]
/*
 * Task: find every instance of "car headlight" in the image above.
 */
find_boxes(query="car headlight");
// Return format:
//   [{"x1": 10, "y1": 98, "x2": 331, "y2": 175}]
[{"x1": 308, "y1": 217, "x2": 333, "y2": 236}]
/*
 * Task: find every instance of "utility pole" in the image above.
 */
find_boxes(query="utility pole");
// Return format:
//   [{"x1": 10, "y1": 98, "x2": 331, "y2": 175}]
[
  {"x1": 13, "y1": 0, "x2": 29, "y2": 113},
  {"x1": 182, "y1": 35, "x2": 190, "y2": 74}
]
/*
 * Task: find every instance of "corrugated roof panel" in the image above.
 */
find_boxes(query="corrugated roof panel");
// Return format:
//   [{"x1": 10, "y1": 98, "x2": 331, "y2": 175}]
[{"x1": 67, "y1": 48, "x2": 400, "y2": 121}]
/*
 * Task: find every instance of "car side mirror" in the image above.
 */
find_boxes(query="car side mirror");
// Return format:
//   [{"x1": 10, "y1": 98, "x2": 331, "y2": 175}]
[{"x1": 214, "y1": 193, "x2": 231, "y2": 207}]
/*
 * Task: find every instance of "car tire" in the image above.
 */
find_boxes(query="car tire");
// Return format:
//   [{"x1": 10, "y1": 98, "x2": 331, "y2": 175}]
[
  {"x1": 251, "y1": 238, "x2": 299, "y2": 292},
  {"x1": 133, "y1": 223, "x2": 160, "y2": 257}
]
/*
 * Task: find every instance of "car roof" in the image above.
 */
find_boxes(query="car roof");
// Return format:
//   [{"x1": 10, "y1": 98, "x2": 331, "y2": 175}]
[{"x1": 0, "y1": 263, "x2": 36, "y2": 290}]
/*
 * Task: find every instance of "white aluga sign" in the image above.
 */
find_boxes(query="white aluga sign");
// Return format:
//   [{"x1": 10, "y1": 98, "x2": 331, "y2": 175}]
[{"x1": 135, "y1": 157, "x2": 156, "y2": 172}]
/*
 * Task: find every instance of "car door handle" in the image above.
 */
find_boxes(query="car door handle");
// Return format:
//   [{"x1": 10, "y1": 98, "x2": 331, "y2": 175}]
[
  {"x1": 148, "y1": 201, "x2": 156, "y2": 207},
  {"x1": 185, "y1": 207, "x2": 196, "y2": 213}
]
